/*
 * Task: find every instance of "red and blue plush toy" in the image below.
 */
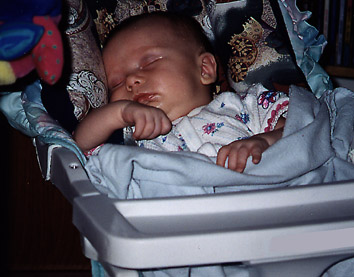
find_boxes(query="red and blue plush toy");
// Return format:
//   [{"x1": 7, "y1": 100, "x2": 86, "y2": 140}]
[{"x1": 0, "y1": 0, "x2": 63, "y2": 85}]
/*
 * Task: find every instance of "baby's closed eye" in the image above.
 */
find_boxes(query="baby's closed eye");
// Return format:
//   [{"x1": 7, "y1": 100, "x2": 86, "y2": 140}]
[
  {"x1": 109, "y1": 76, "x2": 125, "y2": 91},
  {"x1": 140, "y1": 55, "x2": 162, "y2": 69}
]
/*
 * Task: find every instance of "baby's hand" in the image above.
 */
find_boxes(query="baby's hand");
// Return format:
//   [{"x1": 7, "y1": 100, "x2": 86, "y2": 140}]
[
  {"x1": 216, "y1": 136, "x2": 269, "y2": 173},
  {"x1": 122, "y1": 102, "x2": 172, "y2": 140}
]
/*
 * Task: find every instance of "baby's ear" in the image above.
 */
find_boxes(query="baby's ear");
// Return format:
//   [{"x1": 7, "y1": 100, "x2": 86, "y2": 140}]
[{"x1": 200, "y1": 52, "x2": 217, "y2": 85}]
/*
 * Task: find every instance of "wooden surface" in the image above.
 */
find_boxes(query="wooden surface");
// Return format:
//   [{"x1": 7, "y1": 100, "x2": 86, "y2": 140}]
[
  {"x1": 325, "y1": 66, "x2": 354, "y2": 78},
  {"x1": 1, "y1": 113, "x2": 91, "y2": 275}
]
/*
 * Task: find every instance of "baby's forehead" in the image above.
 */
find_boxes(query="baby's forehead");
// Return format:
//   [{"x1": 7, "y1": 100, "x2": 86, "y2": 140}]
[
  {"x1": 112, "y1": 20, "x2": 187, "y2": 47},
  {"x1": 103, "y1": 14, "x2": 202, "y2": 57}
]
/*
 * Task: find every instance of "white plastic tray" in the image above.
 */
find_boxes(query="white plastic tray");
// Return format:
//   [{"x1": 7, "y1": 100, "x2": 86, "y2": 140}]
[{"x1": 37, "y1": 140, "x2": 354, "y2": 276}]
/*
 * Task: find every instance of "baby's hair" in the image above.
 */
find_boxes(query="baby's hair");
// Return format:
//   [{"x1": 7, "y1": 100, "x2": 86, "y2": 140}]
[{"x1": 103, "y1": 11, "x2": 214, "y2": 54}]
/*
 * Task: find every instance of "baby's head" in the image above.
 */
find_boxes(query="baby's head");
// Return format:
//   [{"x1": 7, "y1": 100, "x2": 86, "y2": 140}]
[{"x1": 102, "y1": 12, "x2": 217, "y2": 121}]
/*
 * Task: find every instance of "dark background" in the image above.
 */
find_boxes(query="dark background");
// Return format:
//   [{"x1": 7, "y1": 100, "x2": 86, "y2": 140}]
[{"x1": 1, "y1": 112, "x2": 91, "y2": 276}]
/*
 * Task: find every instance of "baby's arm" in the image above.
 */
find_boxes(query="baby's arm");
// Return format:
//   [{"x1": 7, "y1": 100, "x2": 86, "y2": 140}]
[
  {"x1": 216, "y1": 117, "x2": 285, "y2": 173},
  {"x1": 74, "y1": 100, "x2": 171, "y2": 152}
]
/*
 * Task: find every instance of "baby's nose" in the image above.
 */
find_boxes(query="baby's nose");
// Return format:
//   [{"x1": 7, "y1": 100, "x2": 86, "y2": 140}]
[{"x1": 126, "y1": 74, "x2": 143, "y2": 91}]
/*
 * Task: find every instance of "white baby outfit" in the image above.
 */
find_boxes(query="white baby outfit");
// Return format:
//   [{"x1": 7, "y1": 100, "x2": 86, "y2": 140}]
[{"x1": 135, "y1": 84, "x2": 289, "y2": 158}]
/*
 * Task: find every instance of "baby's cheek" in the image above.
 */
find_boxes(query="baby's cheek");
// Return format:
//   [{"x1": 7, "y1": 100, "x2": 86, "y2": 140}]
[{"x1": 110, "y1": 91, "x2": 130, "y2": 102}]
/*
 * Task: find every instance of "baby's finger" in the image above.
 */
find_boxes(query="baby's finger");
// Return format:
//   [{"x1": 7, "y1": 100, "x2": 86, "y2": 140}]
[
  {"x1": 234, "y1": 147, "x2": 250, "y2": 173},
  {"x1": 132, "y1": 117, "x2": 146, "y2": 139},
  {"x1": 226, "y1": 150, "x2": 237, "y2": 171},
  {"x1": 146, "y1": 115, "x2": 164, "y2": 139},
  {"x1": 216, "y1": 146, "x2": 230, "y2": 167},
  {"x1": 160, "y1": 116, "x2": 172, "y2": 135},
  {"x1": 144, "y1": 113, "x2": 170, "y2": 139},
  {"x1": 142, "y1": 115, "x2": 162, "y2": 139},
  {"x1": 134, "y1": 114, "x2": 157, "y2": 139},
  {"x1": 251, "y1": 146, "x2": 263, "y2": 164}
]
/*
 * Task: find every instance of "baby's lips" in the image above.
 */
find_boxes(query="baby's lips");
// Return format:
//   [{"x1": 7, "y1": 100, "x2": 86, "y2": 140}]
[{"x1": 134, "y1": 93, "x2": 157, "y2": 104}]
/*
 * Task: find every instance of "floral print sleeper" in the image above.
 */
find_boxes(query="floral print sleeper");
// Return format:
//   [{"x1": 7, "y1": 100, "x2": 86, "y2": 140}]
[{"x1": 137, "y1": 84, "x2": 289, "y2": 158}]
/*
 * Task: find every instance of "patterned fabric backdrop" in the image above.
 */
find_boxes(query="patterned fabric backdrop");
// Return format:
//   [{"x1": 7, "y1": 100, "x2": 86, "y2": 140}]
[
  {"x1": 63, "y1": 0, "x2": 108, "y2": 120},
  {"x1": 61, "y1": 0, "x2": 305, "y2": 121}
]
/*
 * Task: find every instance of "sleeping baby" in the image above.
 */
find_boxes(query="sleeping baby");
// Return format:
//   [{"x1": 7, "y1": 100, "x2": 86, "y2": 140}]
[{"x1": 74, "y1": 11, "x2": 288, "y2": 173}]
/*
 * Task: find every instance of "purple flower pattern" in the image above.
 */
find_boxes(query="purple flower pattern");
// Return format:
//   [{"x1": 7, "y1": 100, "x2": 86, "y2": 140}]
[
  {"x1": 235, "y1": 112, "x2": 249, "y2": 124},
  {"x1": 202, "y1": 122, "x2": 224, "y2": 136}
]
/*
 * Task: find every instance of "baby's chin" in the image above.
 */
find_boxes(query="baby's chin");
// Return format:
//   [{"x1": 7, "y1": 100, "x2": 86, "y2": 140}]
[{"x1": 168, "y1": 110, "x2": 192, "y2": 122}]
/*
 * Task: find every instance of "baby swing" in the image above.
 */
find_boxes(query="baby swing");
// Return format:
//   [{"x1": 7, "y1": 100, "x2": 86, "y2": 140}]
[{"x1": 1, "y1": 0, "x2": 354, "y2": 276}]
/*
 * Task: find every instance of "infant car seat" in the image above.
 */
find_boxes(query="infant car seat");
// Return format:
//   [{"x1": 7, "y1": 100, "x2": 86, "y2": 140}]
[{"x1": 1, "y1": 0, "x2": 354, "y2": 276}]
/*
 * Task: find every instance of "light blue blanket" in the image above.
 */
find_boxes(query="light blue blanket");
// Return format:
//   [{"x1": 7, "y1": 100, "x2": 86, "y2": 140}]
[
  {"x1": 0, "y1": 81, "x2": 86, "y2": 165},
  {"x1": 85, "y1": 85, "x2": 354, "y2": 200}
]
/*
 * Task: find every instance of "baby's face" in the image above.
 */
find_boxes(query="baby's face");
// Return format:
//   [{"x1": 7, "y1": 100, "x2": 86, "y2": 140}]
[{"x1": 103, "y1": 19, "x2": 212, "y2": 121}]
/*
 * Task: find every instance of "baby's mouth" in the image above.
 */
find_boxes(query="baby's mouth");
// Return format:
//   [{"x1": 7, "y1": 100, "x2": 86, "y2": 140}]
[{"x1": 133, "y1": 93, "x2": 158, "y2": 105}]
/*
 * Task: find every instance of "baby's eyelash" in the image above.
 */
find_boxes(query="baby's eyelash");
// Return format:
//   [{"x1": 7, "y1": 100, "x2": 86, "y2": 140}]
[
  {"x1": 141, "y1": 56, "x2": 162, "y2": 68},
  {"x1": 111, "y1": 80, "x2": 124, "y2": 90}
]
